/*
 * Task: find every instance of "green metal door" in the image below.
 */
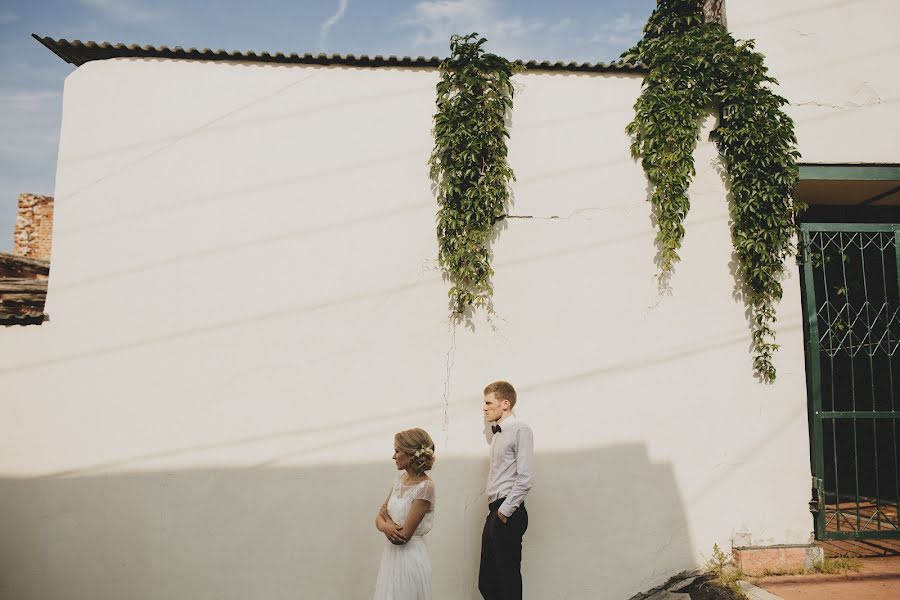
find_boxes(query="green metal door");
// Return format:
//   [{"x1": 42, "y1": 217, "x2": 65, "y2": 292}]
[{"x1": 802, "y1": 223, "x2": 900, "y2": 540}]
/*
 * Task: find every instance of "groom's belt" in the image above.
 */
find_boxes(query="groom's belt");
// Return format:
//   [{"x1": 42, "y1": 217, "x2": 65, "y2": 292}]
[{"x1": 489, "y1": 497, "x2": 526, "y2": 512}]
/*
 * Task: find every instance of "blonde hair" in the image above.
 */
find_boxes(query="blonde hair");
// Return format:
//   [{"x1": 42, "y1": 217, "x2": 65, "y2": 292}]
[
  {"x1": 395, "y1": 428, "x2": 436, "y2": 475},
  {"x1": 484, "y1": 380, "x2": 517, "y2": 409}
]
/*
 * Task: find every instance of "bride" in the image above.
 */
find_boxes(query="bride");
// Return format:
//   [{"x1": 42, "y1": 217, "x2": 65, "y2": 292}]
[{"x1": 373, "y1": 428, "x2": 437, "y2": 600}]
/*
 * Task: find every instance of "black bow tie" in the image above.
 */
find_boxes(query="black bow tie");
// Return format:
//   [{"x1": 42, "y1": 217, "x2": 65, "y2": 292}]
[{"x1": 491, "y1": 424, "x2": 502, "y2": 434}]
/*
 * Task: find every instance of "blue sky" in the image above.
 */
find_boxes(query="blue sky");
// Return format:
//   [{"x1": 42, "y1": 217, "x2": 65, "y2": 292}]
[{"x1": 0, "y1": 0, "x2": 654, "y2": 250}]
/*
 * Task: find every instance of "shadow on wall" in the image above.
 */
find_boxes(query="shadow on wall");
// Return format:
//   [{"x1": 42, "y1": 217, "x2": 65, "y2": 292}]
[{"x1": 0, "y1": 446, "x2": 693, "y2": 600}]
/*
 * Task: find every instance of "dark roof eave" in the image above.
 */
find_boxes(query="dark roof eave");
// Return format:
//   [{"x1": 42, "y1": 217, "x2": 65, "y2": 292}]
[
  {"x1": 32, "y1": 35, "x2": 647, "y2": 74},
  {"x1": 0, "y1": 313, "x2": 47, "y2": 326}
]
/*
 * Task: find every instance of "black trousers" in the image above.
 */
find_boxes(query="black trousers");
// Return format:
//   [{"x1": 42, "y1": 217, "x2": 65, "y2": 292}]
[{"x1": 478, "y1": 498, "x2": 528, "y2": 600}]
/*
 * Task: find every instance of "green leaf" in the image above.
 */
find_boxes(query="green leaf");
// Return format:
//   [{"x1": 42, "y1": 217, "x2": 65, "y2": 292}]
[
  {"x1": 432, "y1": 33, "x2": 515, "y2": 318},
  {"x1": 626, "y1": 0, "x2": 804, "y2": 381}
]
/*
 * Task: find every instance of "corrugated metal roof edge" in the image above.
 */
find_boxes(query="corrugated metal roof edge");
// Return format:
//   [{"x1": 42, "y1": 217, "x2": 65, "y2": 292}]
[
  {"x1": 0, "y1": 313, "x2": 47, "y2": 326},
  {"x1": 32, "y1": 35, "x2": 647, "y2": 74}
]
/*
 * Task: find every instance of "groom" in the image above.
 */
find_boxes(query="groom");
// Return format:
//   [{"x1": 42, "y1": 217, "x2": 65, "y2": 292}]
[{"x1": 479, "y1": 381, "x2": 534, "y2": 600}]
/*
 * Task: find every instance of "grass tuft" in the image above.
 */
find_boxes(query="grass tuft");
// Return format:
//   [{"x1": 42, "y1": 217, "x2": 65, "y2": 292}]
[{"x1": 812, "y1": 557, "x2": 862, "y2": 574}]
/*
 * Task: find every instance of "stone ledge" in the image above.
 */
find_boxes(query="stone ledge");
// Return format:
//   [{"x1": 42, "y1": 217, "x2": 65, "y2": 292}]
[{"x1": 738, "y1": 580, "x2": 784, "y2": 600}]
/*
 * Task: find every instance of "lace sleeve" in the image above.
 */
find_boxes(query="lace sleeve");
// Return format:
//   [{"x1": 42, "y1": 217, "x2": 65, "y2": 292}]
[{"x1": 413, "y1": 479, "x2": 436, "y2": 505}]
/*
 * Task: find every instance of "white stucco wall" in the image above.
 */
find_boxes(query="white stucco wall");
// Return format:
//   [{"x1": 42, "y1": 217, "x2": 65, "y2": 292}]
[
  {"x1": 728, "y1": 0, "x2": 900, "y2": 164},
  {"x1": 1, "y1": 55, "x2": 815, "y2": 600}
]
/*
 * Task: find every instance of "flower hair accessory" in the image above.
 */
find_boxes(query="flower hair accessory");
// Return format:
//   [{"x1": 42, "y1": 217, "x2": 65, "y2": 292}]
[{"x1": 413, "y1": 446, "x2": 434, "y2": 458}]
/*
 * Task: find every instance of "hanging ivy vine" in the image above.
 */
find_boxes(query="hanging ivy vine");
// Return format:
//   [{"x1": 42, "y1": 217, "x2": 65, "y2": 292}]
[
  {"x1": 623, "y1": 0, "x2": 805, "y2": 381},
  {"x1": 430, "y1": 33, "x2": 517, "y2": 317}
]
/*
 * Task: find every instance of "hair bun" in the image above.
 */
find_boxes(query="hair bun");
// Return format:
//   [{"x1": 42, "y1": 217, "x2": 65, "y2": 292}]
[{"x1": 395, "y1": 428, "x2": 436, "y2": 475}]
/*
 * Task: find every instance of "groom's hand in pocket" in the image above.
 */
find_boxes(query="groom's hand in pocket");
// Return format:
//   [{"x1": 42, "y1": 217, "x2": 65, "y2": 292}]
[{"x1": 488, "y1": 511, "x2": 501, "y2": 537}]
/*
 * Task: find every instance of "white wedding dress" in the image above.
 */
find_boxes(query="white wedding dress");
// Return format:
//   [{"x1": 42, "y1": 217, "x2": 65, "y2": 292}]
[{"x1": 373, "y1": 473, "x2": 436, "y2": 600}]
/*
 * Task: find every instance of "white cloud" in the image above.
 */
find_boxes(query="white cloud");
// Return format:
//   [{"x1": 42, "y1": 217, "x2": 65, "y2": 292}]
[
  {"x1": 409, "y1": 0, "x2": 490, "y2": 24},
  {"x1": 548, "y1": 17, "x2": 575, "y2": 35},
  {"x1": 0, "y1": 91, "x2": 61, "y2": 107},
  {"x1": 0, "y1": 89, "x2": 62, "y2": 156},
  {"x1": 400, "y1": 0, "x2": 491, "y2": 48},
  {"x1": 319, "y1": 0, "x2": 350, "y2": 52},
  {"x1": 590, "y1": 12, "x2": 644, "y2": 48},
  {"x1": 79, "y1": 0, "x2": 162, "y2": 24},
  {"x1": 493, "y1": 16, "x2": 545, "y2": 38},
  {"x1": 0, "y1": 86, "x2": 60, "y2": 250},
  {"x1": 398, "y1": 0, "x2": 555, "y2": 59}
]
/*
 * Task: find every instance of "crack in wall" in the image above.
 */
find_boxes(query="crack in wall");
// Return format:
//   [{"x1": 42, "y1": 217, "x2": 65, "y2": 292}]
[
  {"x1": 440, "y1": 319, "x2": 456, "y2": 447},
  {"x1": 501, "y1": 205, "x2": 632, "y2": 221},
  {"x1": 793, "y1": 83, "x2": 885, "y2": 110},
  {"x1": 794, "y1": 99, "x2": 883, "y2": 109}
]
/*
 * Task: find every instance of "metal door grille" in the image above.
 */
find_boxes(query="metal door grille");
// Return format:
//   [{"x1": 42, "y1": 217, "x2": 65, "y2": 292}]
[{"x1": 802, "y1": 223, "x2": 900, "y2": 540}]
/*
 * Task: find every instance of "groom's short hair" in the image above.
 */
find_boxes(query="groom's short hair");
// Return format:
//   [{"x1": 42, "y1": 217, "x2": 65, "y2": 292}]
[{"x1": 484, "y1": 381, "x2": 517, "y2": 409}]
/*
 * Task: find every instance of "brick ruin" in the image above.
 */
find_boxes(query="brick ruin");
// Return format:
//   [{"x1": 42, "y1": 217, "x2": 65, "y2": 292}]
[
  {"x1": 14, "y1": 193, "x2": 54, "y2": 261},
  {"x1": 1, "y1": 194, "x2": 53, "y2": 324}
]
